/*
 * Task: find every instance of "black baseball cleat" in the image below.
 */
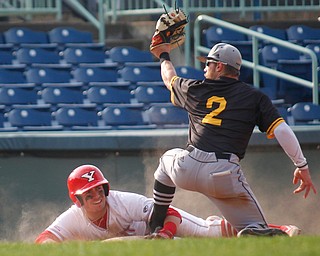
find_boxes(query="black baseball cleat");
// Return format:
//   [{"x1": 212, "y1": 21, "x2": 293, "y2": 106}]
[{"x1": 237, "y1": 228, "x2": 289, "y2": 237}]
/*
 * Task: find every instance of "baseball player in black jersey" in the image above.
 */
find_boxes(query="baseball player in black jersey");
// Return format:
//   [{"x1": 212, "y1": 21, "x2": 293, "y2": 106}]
[{"x1": 148, "y1": 42, "x2": 317, "y2": 237}]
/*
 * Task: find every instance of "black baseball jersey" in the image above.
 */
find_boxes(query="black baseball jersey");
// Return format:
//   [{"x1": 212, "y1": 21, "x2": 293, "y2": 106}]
[{"x1": 170, "y1": 76, "x2": 284, "y2": 159}]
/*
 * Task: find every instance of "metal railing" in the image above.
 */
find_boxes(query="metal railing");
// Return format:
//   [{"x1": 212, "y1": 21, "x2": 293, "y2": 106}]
[
  {"x1": 0, "y1": 0, "x2": 63, "y2": 20},
  {"x1": 194, "y1": 15, "x2": 319, "y2": 105},
  {"x1": 104, "y1": 0, "x2": 173, "y2": 23},
  {"x1": 104, "y1": 0, "x2": 320, "y2": 22}
]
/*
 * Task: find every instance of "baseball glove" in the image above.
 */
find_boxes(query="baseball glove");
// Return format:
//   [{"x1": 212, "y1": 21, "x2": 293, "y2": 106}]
[{"x1": 150, "y1": 7, "x2": 188, "y2": 58}]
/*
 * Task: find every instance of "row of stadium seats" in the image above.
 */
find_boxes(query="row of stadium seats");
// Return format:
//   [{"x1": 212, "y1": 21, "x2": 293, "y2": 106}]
[
  {"x1": 0, "y1": 45, "x2": 154, "y2": 68},
  {"x1": 0, "y1": 83, "x2": 171, "y2": 111},
  {"x1": 3, "y1": 78, "x2": 317, "y2": 126},
  {"x1": 0, "y1": 64, "x2": 203, "y2": 87},
  {"x1": 2, "y1": 25, "x2": 319, "y2": 50},
  {"x1": 0, "y1": 103, "x2": 189, "y2": 132},
  {"x1": 0, "y1": 42, "x2": 316, "y2": 105},
  {"x1": 0, "y1": 65, "x2": 159, "y2": 85},
  {"x1": 0, "y1": 27, "x2": 103, "y2": 50},
  {"x1": 0, "y1": 101, "x2": 319, "y2": 132}
]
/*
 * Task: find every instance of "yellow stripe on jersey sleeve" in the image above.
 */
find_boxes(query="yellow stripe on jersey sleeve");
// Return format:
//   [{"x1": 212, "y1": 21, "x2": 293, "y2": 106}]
[
  {"x1": 170, "y1": 76, "x2": 179, "y2": 105},
  {"x1": 266, "y1": 118, "x2": 285, "y2": 139}
]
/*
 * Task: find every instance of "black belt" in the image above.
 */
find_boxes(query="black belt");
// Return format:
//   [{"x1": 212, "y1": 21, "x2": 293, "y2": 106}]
[{"x1": 186, "y1": 145, "x2": 231, "y2": 160}]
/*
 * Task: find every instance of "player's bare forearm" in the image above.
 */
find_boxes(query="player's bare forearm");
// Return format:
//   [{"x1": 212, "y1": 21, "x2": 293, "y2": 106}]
[{"x1": 161, "y1": 60, "x2": 177, "y2": 90}]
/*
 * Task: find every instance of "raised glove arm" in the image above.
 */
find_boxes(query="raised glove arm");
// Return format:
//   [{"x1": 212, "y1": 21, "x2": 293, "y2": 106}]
[{"x1": 150, "y1": 8, "x2": 188, "y2": 58}]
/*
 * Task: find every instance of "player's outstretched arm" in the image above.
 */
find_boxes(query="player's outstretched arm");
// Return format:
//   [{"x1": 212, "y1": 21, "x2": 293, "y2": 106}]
[
  {"x1": 274, "y1": 122, "x2": 317, "y2": 198},
  {"x1": 35, "y1": 230, "x2": 60, "y2": 244}
]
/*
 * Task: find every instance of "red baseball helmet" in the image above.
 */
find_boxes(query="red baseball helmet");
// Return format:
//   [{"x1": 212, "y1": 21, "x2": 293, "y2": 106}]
[{"x1": 67, "y1": 164, "x2": 110, "y2": 207}]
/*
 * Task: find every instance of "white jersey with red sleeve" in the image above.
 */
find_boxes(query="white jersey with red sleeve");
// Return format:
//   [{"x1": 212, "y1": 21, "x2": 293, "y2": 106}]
[
  {"x1": 39, "y1": 190, "x2": 233, "y2": 242},
  {"x1": 45, "y1": 190, "x2": 153, "y2": 242}
]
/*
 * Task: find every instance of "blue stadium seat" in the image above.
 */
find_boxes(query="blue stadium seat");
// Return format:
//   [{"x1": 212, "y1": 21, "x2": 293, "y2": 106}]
[
  {"x1": 40, "y1": 84, "x2": 84, "y2": 108},
  {"x1": 249, "y1": 25, "x2": 287, "y2": 45},
  {"x1": 0, "y1": 84, "x2": 38, "y2": 108},
  {"x1": 0, "y1": 32, "x2": 6, "y2": 44},
  {"x1": 120, "y1": 66, "x2": 162, "y2": 83},
  {"x1": 16, "y1": 47, "x2": 61, "y2": 66},
  {"x1": 288, "y1": 102, "x2": 320, "y2": 125},
  {"x1": 4, "y1": 27, "x2": 54, "y2": 48},
  {"x1": 146, "y1": 103, "x2": 189, "y2": 128},
  {"x1": 286, "y1": 25, "x2": 320, "y2": 46},
  {"x1": 48, "y1": 27, "x2": 103, "y2": 50},
  {"x1": 48, "y1": 27, "x2": 93, "y2": 44},
  {"x1": 133, "y1": 85, "x2": 170, "y2": 105},
  {"x1": 101, "y1": 104, "x2": 153, "y2": 129},
  {"x1": 0, "y1": 68, "x2": 28, "y2": 84},
  {"x1": 54, "y1": 104, "x2": 100, "y2": 130},
  {"x1": 63, "y1": 47, "x2": 108, "y2": 65},
  {"x1": 260, "y1": 45, "x2": 303, "y2": 67},
  {"x1": 175, "y1": 66, "x2": 204, "y2": 80},
  {"x1": 0, "y1": 105, "x2": 18, "y2": 131},
  {"x1": 25, "y1": 67, "x2": 73, "y2": 85},
  {"x1": 86, "y1": 85, "x2": 132, "y2": 107},
  {"x1": 7, "y1": 104, "x2": 62, "y2": 131},
  {"x1": 260, "y1": 44, "x2": 312, "y2": 103},
  {"x1": 73, "y1": 66, "x2": 118, "y2": 84},
  {"x1": 0, "y1": 32, "x2": 14, "y2": 50},
  {"x1": 109, "y1": 46, "x2": 155, "y2": 67},
  {"x1": 204, "y1": 26, "x2": 250, "y2": 47},
  {"x1": 0, "y1": 49, "x2": 17, "y2": 66}
]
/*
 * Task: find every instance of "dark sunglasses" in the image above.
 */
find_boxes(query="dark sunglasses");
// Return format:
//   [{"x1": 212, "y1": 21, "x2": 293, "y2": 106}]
[
  {"x1": 206, "y1": 60, "x2": 219, "y2": 67},
  {"x1": 205, "y1": 58, "x2": 227, "y2": 67}
]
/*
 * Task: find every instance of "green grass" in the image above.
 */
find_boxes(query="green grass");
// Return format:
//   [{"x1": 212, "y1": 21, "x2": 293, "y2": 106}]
[{"x1": 0, "y1": 237, "x2": 319, "y2": 256}]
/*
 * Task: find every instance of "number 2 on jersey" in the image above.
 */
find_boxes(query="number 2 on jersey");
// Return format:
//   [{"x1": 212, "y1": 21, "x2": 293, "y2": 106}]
[{"x1": 202, "y1": 96, "x2": 226, "y2": 126}]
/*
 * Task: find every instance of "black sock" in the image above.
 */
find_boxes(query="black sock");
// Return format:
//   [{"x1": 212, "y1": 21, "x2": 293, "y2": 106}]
[{"x1": 149, "y1": 180, "x2": 176, "y2": 232}]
